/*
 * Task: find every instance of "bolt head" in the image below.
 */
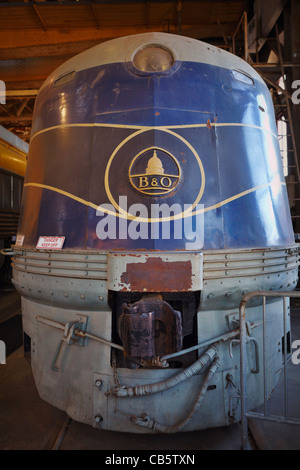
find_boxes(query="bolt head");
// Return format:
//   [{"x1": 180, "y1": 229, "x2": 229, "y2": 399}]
[{"x1": 95, "y1": 414, "x2": 103, "y2": 423}]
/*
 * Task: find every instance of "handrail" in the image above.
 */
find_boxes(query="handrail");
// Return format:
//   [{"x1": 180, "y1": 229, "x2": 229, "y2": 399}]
[{"x1": 239, "y1": 290, "x2": 300, "y2": 449}]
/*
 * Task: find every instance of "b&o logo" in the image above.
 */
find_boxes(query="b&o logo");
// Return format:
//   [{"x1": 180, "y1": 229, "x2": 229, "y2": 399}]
[{"x1": 129, "y1": 147, "x2": 181, "y2": 196}]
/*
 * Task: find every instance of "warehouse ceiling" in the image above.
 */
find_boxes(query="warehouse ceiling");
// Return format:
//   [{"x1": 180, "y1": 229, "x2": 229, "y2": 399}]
[{"x1": 0, "y1": 0, "x2": 256, "y2": 141}]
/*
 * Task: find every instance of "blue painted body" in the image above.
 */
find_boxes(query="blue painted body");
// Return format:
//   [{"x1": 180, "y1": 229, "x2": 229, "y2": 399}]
[{"x1": 19, "y1": 58, "x2": 294, "y2": 251}]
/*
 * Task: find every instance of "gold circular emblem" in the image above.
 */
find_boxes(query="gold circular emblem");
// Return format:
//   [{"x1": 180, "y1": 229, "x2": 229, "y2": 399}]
[
  {"x1": 129, "y1": 147, "x2": 181, "y2": 196},
  {"x1": 104, "y1": 128, "x2": 205, "y2": 222}
]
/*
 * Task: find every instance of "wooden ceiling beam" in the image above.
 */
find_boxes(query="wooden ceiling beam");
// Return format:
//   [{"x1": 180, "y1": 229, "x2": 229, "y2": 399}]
[
  {"x1": 5, "y1": 90, "x2": 39, "y2": 97},
  {"x1": 0, "y1": 22, "x2": 237, "y2": 60},
  {"x1": 5, "y1": 81, "x2": 49, "y2": 91},
  {"x1": 0, "y1": 40, "x2": 106, "y2": 61},
  {"x1": 89, "y1": 2, "x2": 102, "y2": 29},
  {"x1": 0, "y1": 56, "x2": 70, "y2": 84},
  {"x1": 16, "y1": 98, "x2": 31, "y2": 117},
  {"x1": 31, "y1": 4, "x2": 48, "y2": 31},
  {"x1": 0, "y1": 114, "x2": 33, "y2": 124},
  {"x1": 0, "y1": 0, "x2": 248, "y2": 140}
]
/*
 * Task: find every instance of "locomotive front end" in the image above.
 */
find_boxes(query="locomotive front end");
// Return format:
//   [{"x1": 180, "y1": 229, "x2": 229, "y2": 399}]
[{"x1": 12, "y1": 33, "x2": 298, "y2": 433}]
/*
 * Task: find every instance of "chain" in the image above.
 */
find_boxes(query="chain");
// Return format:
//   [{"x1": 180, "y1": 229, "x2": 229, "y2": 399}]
[
  {"x1": 111, "y1": 349, "x2": 137, "y2": 421},
  {"x1": 111, "y1": 348, "x2": 120, "y2": 413}
]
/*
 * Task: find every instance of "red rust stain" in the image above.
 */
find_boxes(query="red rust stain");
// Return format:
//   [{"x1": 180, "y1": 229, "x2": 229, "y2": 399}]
[
  {"x1": 120, "y1": 257, "x2": 193, "y2": 292},
  {"x1": 206, "y1": 119, "x2": 212, "y2": 129}
]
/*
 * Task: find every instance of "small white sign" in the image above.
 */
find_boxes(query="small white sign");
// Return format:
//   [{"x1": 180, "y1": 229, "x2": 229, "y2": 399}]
[
  {"x1": 36, "y1": 236, "x2": 65, "y2": 250},
  {"x1": 15, "y1": 234, "x2": 24, "y2": 246}
]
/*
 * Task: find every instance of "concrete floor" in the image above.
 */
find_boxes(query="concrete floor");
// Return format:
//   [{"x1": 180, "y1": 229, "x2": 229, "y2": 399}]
[{"x1": 1, "y1": 288, "x2": 300, "y2": 451}]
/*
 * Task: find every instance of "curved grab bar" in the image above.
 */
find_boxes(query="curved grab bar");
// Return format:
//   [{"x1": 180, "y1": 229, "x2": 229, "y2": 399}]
[
  {"x1": 229, "y1": 336, "x2": 259, "y2": 374},
  {"x1": 0, "y1": 248, "x2": 19, "y2": 256},
  {"x1": 248, "y1": 336, "x2": 260, "y2": 374}
]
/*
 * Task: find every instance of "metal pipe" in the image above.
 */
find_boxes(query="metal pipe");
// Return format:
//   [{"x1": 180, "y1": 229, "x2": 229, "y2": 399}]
[
  {"x1": 239, "y1": 293, "x2": 250, "y2": 450},
  {"x1": 246, "y1": 411, "x2": 300, "y2": 426},
  {"x1": 283, "y1": 296, "x2": 288, "y2": 420},
  {"x1": 263, "y1": 295, "x2": 268, "y2": 416},
  {"x1": 203, "y1": 264, "x2": 298, "y2": 280},
  {"x1": 74, "y1": 329, "x2": 124, "y2": 351},
  {"x1": 36, "y1": 315, "x2": 124, "y2": 351},
  {"x1": 161, "y1": 327, "x2": 240, "y2": 361},
  {"x1": 12, "y1": 264, "x2": 106, "y2": 280},
  {"x1": 204, "y1": 251, "x2": 297, "y2": 262},
  {"x1": 203, "y1": 258, "x2": 298, "y2": 271},
  {"x1": 240, "y1": 290, "x2": 300, "y2": 304},
  {"x1": 13, "y1": 255, "x2": 107, "y2": 264},
  {"x1": 12, "y1": 258, "x2": 107, "y2": 272}
]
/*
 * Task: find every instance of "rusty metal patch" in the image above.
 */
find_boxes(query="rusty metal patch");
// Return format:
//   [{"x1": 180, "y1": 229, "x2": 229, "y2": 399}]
[
  {"x1": 107, "y1": 252, "x2": 203, "y2": 292},
  {"x1": 120, "y1": 257, "x2": 192, "y2": 292}
]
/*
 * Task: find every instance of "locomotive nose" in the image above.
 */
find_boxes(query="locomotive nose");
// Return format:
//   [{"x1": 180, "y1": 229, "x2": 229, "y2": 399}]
[{"x1": 12, "y1": 32, "x2": 298, "y2": 434}]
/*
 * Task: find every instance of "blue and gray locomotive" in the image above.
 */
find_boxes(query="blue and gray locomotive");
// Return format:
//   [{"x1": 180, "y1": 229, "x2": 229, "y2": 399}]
[{"x1": 11, "y1": 33, "x2": 298, "y2": 432}]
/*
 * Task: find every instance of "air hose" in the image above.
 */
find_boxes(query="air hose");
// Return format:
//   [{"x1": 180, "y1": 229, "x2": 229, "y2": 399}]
[
  {"x1": 109, "y1": 342, "x2": 219, "y2": 398},
  {"x1": 131, "y1": 355, "x2": 220, "y2": 433}
]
